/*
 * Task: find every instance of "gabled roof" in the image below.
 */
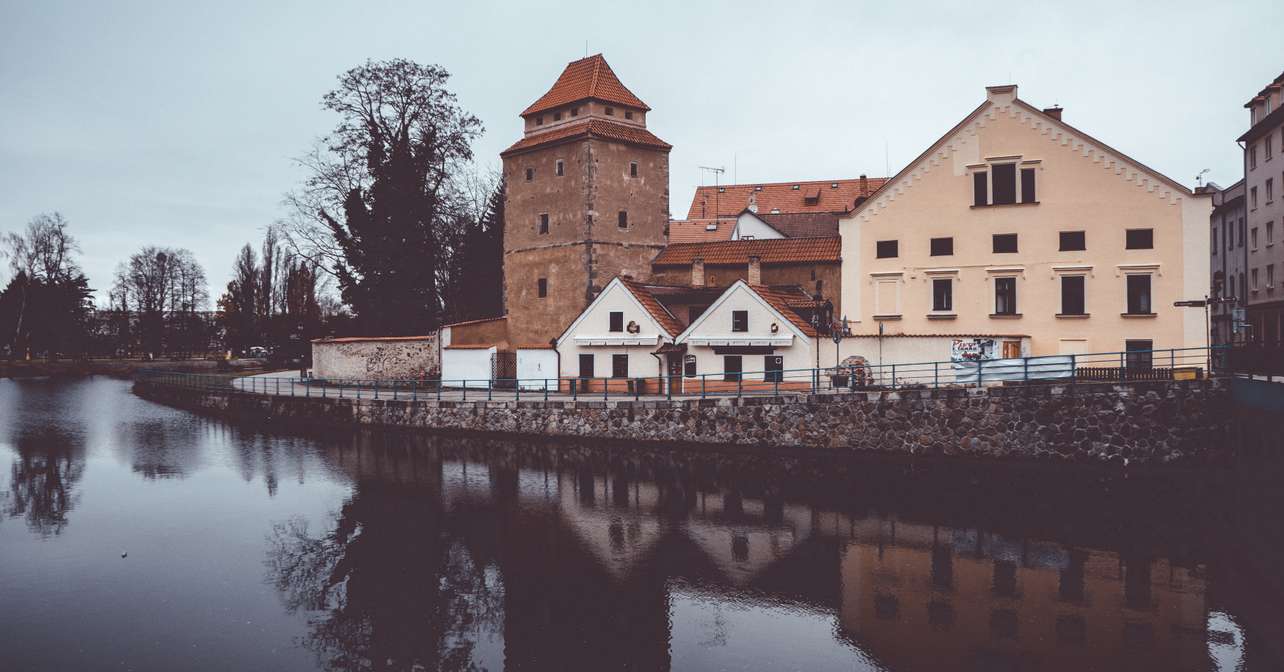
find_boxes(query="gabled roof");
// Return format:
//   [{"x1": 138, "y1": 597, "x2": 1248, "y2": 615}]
[
  {"x1": 618, "y1": 278, "x2": 686, "y2": 337},
  {"x1": 668, "y1": 218, "x2": 736, "y2": 243},
  {"x1": 686, "y1": 178, "x2": 888, "y2": 219},
  {"x1": 845, "y1": 86, "x2": 1196, "y2": 222},
  {"x1": 675, "y1": 280, "x2": 818, "y2": 343},
  {"x1": 652, "y1": 237, "x2": 841, "y2": 267},
  {"x1": 756, "y1": 212, "x2": 841, "y2": 238},
  {"x1": 501, "y1": 118, "x2": 671, "y2": 156},
  {"x1": 521, "y1": 54, "x2": 650, "y2": 117},
  {"x1": 748, "y1": 285, "x2": 818, "y2": 337}
]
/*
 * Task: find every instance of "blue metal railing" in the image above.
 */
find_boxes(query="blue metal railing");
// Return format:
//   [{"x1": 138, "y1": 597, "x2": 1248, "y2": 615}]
[{"x1": 137, "y1": 345, "x2": 1225, "y2": 401}]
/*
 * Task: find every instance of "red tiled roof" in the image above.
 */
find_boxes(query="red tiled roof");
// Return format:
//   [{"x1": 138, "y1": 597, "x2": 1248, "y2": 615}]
[
  {"x1": 668, "y1": 218, "x2": 735, "y2": 243},
  {"x1": 501, "y1": 118, "x2": 671, "y2": 156},
  {"x1": 756, "y1": 212, "x2": 840, "y2": 238},
  {"x1": 441, "y1": 315, "x2": 506, "y2": 329},
  {"x1": 748, "y1": 285, "x2": 818, "y2": 337},
  {"x1": 522, "y1": 54, "x2": 650, "y2": 117},
  {"x1": 685, "y1": 178, "x2": 888, "y2": 219},
  {"x1": 618, "y1": 278, "x2": 685, "y2": 337},
  {"x1": 652, "y1": 237, "x2": 841, "y2": 267}
]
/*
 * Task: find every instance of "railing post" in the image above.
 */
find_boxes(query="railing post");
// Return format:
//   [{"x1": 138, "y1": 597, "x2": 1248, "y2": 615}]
[
  {"x1": 571, "y1": 378, "x2": 577, "y2": 400},
  {"x1": 667, "y1": 375, "x2": 673, "y2": 401},
  {"x1": 1023, "y1": 357, "x2": 1029, "y2": 384},
  {"x1": 1120, "y1": 351, "x2": 1126, "y2": 382},
  {"x1": 411, "y1": 380, "x2": 417, "y2": 401},
  {"x1": 374, "y1": 380, "x2": 380, "y2": 400},
  {"x1": 276, "y1": 378, "x2": 280, "y2": 396},
  {"x1": 891, "y1": 364, "x2": 897, "y2": 390},
  {"x1": 934, "y1": 361, "x2": 939, "y2": 389},
  {"x1": 737, "y1": 373, "x2": 742, "y2": 398},
  {"x1": 603, "y1": 377, "x2": 608, "y2": 401},
  {"x1": 635, "y1": 378, "x2": 640, "y2": 401},
  {"x1": 977, "y1": 359, "x2": 983, "y2": 388},
  {"x1": 774, "y1": 373, "x2": 779, "y2": 397},
  {"x1": 701, "y1": 374, "x2": 707, "y2": 399},
  {"x1": 1070, "y1": 354, "x2": 1077, "y2": 385},
  {"x1": 544, "y1": 379, "x2": 549, "y2": 402},
  {"x1": 463, "y1": 381, "x2": 467, "y2": 401},
  {"x1": 1170, "y1": 348, "x2": 1175, "y2": 370},
  {"x1": 516, "y1": 379, "x2": 521, "y2": 401}
]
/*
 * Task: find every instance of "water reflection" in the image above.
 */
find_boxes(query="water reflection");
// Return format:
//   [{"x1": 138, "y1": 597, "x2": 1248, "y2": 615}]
[
  {"x1": 258, "y1": 432, "x2": 1278, "y2": 672},
  {"x1": 3, "y1": 425, "x2": 85, "y2": 535}
]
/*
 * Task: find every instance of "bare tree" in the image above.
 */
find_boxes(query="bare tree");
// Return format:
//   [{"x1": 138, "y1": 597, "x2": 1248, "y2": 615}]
[
  {"x1": 4, "y1": 212, "x2": 81, "y2": 282},
  {"x1": 112, "y1": 246, "x2": 207, "y2": 353}
]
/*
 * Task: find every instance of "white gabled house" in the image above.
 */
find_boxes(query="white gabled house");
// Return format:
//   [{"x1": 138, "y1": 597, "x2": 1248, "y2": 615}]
[
  {"x1": 673, "y1": 280, "x2": 821, "y2": 391},
  {"x1": 554, "y1": 276, "x2": 685, "y2": 393}
]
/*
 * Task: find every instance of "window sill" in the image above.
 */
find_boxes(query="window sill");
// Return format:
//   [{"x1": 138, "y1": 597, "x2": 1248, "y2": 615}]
[
  {"x1": 873, "y1": 314, "x2": 902, "y2": 321},
  {"x1": 1056, "y1": 313, "x2": 1090, "y2": 319},
  {"x1": 971, "y1": 201, "x2": 1039, "y2": 209},
  {"x1": 1121, "y1": 313, "x2": 1157, "y2": 318},
  {"x1": 989, "y1": 313, "x2": 1022, "y2": 319},
  {"x1": 927, "y1": 313, "x2": 957, "y2": 320}
]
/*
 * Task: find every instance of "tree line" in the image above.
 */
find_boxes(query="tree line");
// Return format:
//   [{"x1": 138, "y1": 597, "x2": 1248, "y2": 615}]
[{"x1": 1, "y1": 57, "x2": 505, "y2": 360}]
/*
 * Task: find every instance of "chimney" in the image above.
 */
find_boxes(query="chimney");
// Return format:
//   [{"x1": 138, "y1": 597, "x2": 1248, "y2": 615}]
[
  {"x1": 747, "y1": 191, "x2": 758, "y2": 214},
  {"x1": 859, "y1": 174, "x2": 869, "y2": 197},
  {"x1": 691, "y1": 258, "x2": 705, "y2": 287},
  {"x1": 747, "y1": 256, "x2": 762, "y2": 285},
  {"x1": 1043, "y1": 106, "x2": 1063, "y2": 121}
]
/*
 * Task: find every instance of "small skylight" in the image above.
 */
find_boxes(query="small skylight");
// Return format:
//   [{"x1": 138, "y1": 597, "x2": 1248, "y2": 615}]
[
  {"x1": 705, "y1": 223, "x2": 718, "y2": 231},
  {"x1": 770, "y1": 208, "x2": 781, "y2": 214},
  {"x1": 791, "y1": 185, "x2": 800, "y2": 190},
  {"x1": 831, "y1": 183, "x2": 839, "y2": 188},
  {"x1": 754, "y1": 186, "x2": 762, "y2": 191},
  {"x1": 718, "y1": 187, "x2": 725, "y2": 193}
]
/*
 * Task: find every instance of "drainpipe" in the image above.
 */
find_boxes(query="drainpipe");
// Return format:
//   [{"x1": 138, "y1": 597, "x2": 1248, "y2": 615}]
[{"x1": 549, "y1": 337, "x2": 560, "y2": 394}]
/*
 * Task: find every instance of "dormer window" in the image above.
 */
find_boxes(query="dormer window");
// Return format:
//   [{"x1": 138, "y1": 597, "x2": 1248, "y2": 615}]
[
  {"x1": 536, "y1": 115, "x2": 544, "y2": 125},
  {"x1": 605, "y1": 106, "x2": 614, "y2": 116}
]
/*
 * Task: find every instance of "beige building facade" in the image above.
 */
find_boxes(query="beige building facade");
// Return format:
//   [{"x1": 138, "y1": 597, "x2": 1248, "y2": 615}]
[{"x1": 839, "y1": 85, "x2": 1212, "y2": 360}]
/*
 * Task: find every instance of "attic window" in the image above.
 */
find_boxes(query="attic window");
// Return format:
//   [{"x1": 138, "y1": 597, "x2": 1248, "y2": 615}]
[
  {"x1": 553, "y1": 111, "x2": 562, "y2": 121},
  {"x1": 791, "y1": 185, "x2": 800, "y2": 190},
  {"x1": 705, "y1": 223, "x2": 718, "y2": 231},
  {"x1": 718, "y1": 187, "x2": 726, "y2": 193},
  {"x1": 624, "y1": 110, "x2": 634, "y2": 120},
  {"x1": 770, "y1": 208, "x2": 780, "y2": 214},
  {"x1": 536, "y1": 115, "x2": 544, "y2": 125},
  {"x1": 754, "y1": 186, "x2": 763, "y2": 191},
  {"x1": 605, "y1": 106, "x2": 614, "y2": 116},
  {"x1": 831, "y1": 183, "x2": 839, "y2": 188},
  {"x1": 571, "y1": 106, "x2": 579, "y2": 116}
]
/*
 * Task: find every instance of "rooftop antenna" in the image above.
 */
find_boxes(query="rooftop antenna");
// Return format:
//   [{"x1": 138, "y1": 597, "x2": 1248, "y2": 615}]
[
  {"x1": 585, "y1": 41, "x2": 588, "y2": 58},
  {"x1": 884, "y1": 139, "x2": 890, "y2": 178},
  {"x1": 699, "y1": 165, "x2": 726, "y2": 220},
  {"x1": 1196, "y1": 168, "x2": 1210, "y2": 187}
]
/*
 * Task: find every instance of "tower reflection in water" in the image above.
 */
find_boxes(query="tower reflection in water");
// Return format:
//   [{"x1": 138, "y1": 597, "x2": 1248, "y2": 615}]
[{"x1": 265, "y1": 433, "x2": 1246, "y2": 672}]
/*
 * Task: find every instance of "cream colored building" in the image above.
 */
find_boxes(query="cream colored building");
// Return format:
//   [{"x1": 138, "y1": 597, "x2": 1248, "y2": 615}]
[{"x1": 839, "y1": 85, "x2": 1212, "y2": 360}]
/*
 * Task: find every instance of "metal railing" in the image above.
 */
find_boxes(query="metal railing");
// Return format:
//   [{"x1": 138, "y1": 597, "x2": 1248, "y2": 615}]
[{"x1": 137, "y1": 346, "x2": 1224, "y2": 402}]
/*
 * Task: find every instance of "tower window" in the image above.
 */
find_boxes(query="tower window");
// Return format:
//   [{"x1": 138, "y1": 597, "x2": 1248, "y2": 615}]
[
  {"x1": 537, "y1": 278, "x2": 547, "y2": 298},
  {"x1": 571, "y1": 106, "x2": 579, "y2": 116},
  {"x1": 618, "y1": 211, "x2": 628, "y2": 228},
  {"x1": 525, "y1": 168, "x2": 533, "y2": 181},
  {"x1": 556, "y1": 160, "x2": 564, "y2": 177},
  {"x1": 624, "y1": 110, "x2": 633, "y2": 120},
  {"x1": 605, "y1": 106, "x2": 614, "y2": 116},
  {"x1": 629, "y1": 162, "x2": 638, "y2": 178},
  {"x1": 538, "y1": 213, "x2": 549, "y2": 234},
  {"x1": 553, "y1": 111, "x2": 562, "y2": 121},
  {"x1": 535, "y1": 115, "x2": 544, "y2": 126}
]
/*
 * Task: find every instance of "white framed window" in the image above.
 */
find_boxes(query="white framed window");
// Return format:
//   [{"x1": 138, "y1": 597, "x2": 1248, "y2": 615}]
[
  {"x1": 871, "y1": 272, "x2": 903, "y2": 318},
  {"x1": 924, "y1": 269, "x2": 957, "y2": 317}
]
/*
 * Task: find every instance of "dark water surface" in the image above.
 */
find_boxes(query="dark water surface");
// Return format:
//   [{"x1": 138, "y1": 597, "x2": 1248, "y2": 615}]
[{"x1": 1, "y1": 377, "x2": 1280, "y2": 671}]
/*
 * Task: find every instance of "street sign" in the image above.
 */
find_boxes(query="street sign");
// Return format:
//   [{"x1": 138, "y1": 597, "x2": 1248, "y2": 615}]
[{"x1": 1173, "y1": 299, "x2": 1207, "y2": 307}]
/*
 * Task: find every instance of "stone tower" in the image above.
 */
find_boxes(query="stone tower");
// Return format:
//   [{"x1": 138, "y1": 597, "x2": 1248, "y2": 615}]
[{"x1": 500, "y1": 54, "x2": 671, "y2": 346}]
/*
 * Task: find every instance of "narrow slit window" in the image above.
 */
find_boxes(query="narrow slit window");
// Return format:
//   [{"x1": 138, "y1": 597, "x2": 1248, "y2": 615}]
[
  {"x1": 973, "y1": 171, "x2": 988, "y2": 206},
  {"x1": 1020, "y1": 167, "x2": 1037, "y2": 203}
]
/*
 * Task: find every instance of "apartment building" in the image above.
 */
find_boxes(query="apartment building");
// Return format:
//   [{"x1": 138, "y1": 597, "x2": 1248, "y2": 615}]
[{"x1": 1240, "y1": 71, "x2": 1284, "y2": 343}]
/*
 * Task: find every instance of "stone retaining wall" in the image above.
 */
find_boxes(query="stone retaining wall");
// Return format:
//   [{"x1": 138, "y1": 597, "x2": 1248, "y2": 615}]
[{"x1": 133, "y1": 378, "x2": 1232, "y2": 465}]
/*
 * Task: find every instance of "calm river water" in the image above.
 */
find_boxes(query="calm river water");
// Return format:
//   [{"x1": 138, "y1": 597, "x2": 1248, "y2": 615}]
[{"x1": 1, "y1": 376, "x2": 1280, "y2": 671}]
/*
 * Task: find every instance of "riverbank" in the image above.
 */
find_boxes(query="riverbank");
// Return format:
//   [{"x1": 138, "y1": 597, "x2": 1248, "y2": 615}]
[
  {"x1": 134, "y1": 375, "x2": 1233, "y2": 465},
  {"x1": 1, "y1": 358, "x2": 265, "y2": 379}
]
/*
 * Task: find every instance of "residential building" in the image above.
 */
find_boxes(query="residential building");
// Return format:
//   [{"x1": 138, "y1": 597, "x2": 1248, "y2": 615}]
[
  {"x1": 499, "y1": 54, "x2": 671, "y2": 347},
  {"x1": 649, "y1": 237, "x2": 843, "y2": 314},
  {"x1": 1240, "y1": 71, "x2": 1284, "y2": 344},
  {"x1": 1210, "y1": 179, "x2": 1247, "y2": 346},
  {"x1": 838, "y1": 85, "x2": 1212, "y2": 359},
  {"x1": 555, "y1": 276, "x2": 827, "y2": 393},
  {"x1": 667, "y1": 209, "x2": 789, "y2": 243}
]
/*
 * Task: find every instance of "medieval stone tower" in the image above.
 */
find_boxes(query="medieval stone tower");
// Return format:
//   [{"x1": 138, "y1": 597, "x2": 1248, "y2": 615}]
[{"x1": 500, "y1": 54, "x2": 671, "y2": 346}]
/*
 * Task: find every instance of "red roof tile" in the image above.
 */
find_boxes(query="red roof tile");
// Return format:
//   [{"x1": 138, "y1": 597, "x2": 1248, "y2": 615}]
[
  {"x1": 747, "y1": 285, "x2": 818, "y2": 337},
  {"x1": 501, "y1": 118, "x2": 671, "y2": 156},
  {"x1": 652, "y1": 237, "x2": 841, "y2": 267},
  {"x1": 685, "y1": 178, "x2": 888, "y2": 220},
  {"x1": 618, "y1": 278, "x2": 685, "y2": 337},
  {"x1": 756, "y1": 212, "x2": 840, "y2": 238},
  {"x1": 668, "y1": 219, "x2": 736, "y2": 243},
  {"x1": 522, "y1": 54, "x2": 650, "y2": 117}
]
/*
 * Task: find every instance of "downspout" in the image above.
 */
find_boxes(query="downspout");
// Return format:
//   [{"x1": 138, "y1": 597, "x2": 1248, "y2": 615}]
[{"x1": 549, "y1": 337, "x2": 560, "y2": 392}]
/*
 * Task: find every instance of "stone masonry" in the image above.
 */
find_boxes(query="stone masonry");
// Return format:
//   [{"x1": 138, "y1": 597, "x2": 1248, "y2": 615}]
[{"x1": 136, "y1": 378, "x2": 1232, "y2": 466}]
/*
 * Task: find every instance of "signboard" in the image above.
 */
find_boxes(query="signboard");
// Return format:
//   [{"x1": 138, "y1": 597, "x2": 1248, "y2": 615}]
[{"x1": 951, "y1": 338, "x2": 999, "y2": 362}]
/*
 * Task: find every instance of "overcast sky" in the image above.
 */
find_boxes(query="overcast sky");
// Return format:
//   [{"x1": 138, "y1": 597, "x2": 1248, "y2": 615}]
[{"x1": 2, "y1": 0, "x2": 1281, "y2": 302}]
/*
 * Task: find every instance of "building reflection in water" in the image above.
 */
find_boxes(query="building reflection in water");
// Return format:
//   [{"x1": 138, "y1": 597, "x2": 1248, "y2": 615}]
[{"x1": 255, "y1": 432, "x2": 1257, "y2": 672}]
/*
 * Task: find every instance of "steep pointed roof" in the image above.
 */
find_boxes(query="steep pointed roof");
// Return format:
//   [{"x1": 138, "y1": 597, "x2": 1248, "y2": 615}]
[
  {"x1": 521, "y1": 54, "x2": 650, "y2": 117},
  {"x1": 500, "y1": 118, "x2": 670, "y2": 156}
]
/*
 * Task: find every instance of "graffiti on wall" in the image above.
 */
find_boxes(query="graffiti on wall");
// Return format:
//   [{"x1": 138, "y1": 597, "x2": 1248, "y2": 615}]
[{"x1": 951, "y1": 338, "x2": 999, "y2": 362}]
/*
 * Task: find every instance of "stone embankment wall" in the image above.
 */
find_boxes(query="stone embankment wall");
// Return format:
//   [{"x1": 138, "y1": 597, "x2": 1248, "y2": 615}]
[
  {"x1": 134, "y1": 378, "x2": 1232, "y2": 465},
  {"x1": 311, "y1": 335, "x2": 439, "y2": 381}
]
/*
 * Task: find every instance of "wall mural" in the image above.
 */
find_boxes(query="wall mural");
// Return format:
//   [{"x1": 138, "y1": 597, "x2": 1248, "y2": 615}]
[{"x1": 951, "y1": 338, "x2": 999, "y2": 362}]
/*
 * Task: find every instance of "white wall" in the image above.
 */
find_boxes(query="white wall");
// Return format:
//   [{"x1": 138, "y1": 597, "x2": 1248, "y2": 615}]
[
  {"x1": 819, "y1": 335, "x2": 1031, "y2": 386},
  {"x1": 679, "y1": 283, "x2": 815, "y2": 380},
  {"x1": 732, "y1": 211, "x2": 785, "y2": 240},
  {"x1": 516, "y1": 348, "x2": 558, "y2": 389},
  {"x1": 311, "y1": 336, "x2": 439, "y2": 381},
  {"x1": 556, "y1": 279, "x2": 671, "y2": 380},
  {"x1": 441, "y1": 347, "x2": 495, "y2": 388}
]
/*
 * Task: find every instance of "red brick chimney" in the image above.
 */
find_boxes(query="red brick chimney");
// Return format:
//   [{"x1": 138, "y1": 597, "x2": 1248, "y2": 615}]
[
  {"x1": 691, "y1": 258, "x2": 705, "y2": 287},
  {"x1": 859, "y1": 174, "x2": 869, "y2": 196},
  {"x1": 1043, "y1": 106, "x2": 1063, "y2": 121},
  {"x1": 747, "y1": 256, "x2": 762, "y2": 285}
]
